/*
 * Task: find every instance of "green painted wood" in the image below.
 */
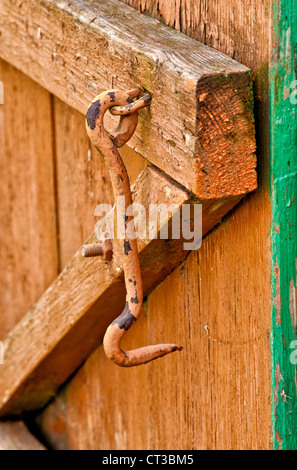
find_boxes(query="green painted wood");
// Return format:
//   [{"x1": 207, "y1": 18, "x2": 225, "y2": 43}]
[{"x1": 270, "y1": 0, "x2": 297, "y2": 450}]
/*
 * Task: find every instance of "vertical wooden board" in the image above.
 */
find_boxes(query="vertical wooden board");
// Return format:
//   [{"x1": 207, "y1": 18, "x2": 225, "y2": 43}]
[
  {"x1": 146, "y1": 191, "x2": 271, "y2": 450},
  {"x1": 0, "y1": 59, "x2": 58, "y2": 336},
  {"x1": 60, "y1": 190, "x2": 271, "y2": 450},
  {"x1": 54, "y1": 98, "x2": 149, "y2": 269},
  {"x1": 0, "y1": 421, "x2": 46, "y2": 450},
  {"x1": 270, "y1": 0, "x2": 297, "y2": 450}
]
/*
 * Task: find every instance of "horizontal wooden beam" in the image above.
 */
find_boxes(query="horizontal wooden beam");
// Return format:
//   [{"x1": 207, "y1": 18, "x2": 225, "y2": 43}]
[
  {"x1": 0, "y1": 421, "x2": 46, "y2": 450},
  {"x1": 0, "y1": 0, "x2": 256, "y2": 199},
  {"x1": 0, "y1": 165, "x2": 241, "y2": 417}
]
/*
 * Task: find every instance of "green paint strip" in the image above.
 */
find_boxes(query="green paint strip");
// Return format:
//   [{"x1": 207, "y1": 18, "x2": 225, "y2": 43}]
[{"x1": 270, "y1": 0, "x2": 297, "y2": 450}]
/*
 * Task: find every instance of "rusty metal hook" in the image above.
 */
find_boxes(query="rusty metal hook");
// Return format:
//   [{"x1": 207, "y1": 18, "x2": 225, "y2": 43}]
[{"x1": 85, "y1": 88, "x2": 182, "y2": 367}]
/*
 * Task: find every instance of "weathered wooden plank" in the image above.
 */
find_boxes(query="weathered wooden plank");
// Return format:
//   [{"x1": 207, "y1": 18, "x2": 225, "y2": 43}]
[
  {"x1": 0, "y1": 421, "x2": 46, "y2": 450},
  {"x1": 35, "y1": 0, "x2": 272, "y2": 451},
  {"x1": 0, "y1": 59, "x2": 58, "y2": 337},
  {"x1": 121, "y1": 0, "x2": 269, "y2": 71},
  {"x1": 0, "y1": 165, "x2": 240, "y2": 417},
  {"x1": 0, "y1": 0, "x2": 256, "y2": 199}
]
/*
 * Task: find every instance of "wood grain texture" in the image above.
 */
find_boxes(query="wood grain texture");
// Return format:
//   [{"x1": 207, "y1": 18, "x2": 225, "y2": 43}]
[
  {"x1": 121, "y1": 0, "x2": 269, "y2": 70},
  {"x1": 1, "y1": 165, "x2": 240, "y2": 417},
  {"x1": 0, "y1": 59, "x2": 58, "y2": 337},
  {"x1": 0, "y1": 0, "x2": 257, "y2": 199},
  {"x1": 0, "y1": 421, "x2": 46, "y2": 450},
  {"x1": 63, "y1": 190, "x2": 272, "y2": 450},
  {"x1": 53, "y1": 97, "x2": 113, "y2": 270}
]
